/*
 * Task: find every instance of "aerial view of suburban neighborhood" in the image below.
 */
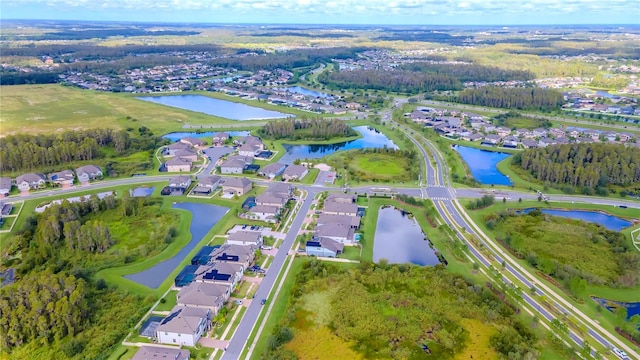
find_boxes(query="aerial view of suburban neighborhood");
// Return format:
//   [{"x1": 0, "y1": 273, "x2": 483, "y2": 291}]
[{"x1": 1, "y1": 1, "x2": 640, "y2": 360}]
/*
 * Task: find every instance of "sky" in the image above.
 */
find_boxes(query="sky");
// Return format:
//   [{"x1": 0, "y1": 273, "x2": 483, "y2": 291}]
[{"x1": 1, "y1": 0, "x2": 639, "y2": 25}]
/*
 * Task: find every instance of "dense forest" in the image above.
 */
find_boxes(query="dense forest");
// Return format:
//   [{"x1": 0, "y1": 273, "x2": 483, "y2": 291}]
[
  {"x1": 210, "y1": 47, "x2": 366, "y2": 72},
  {"x1": 512, "y1": 144, "x2": 640, "y2": 191},
  {"x1": 398, "y1": 62, "x2": 534, "y2": 82},
  {"x1": 258, "y1": 118, "x2": 357, "y2": 141},
  {"x1": 0, "y1": 127, "x2": 166, "y2": 173},
  {"x1": 0, "y1": 44, "x2": 225, "y2": 60},
  {"x1": 454, "y1": 86, "x2": 565, "y2": 111},
  {"x1": 484, "y1": 210, "x2": 640, "y2": 292},
  {"x1": 319, "y1": 69, "x2": 462, "y2": 94},
  {"x1": 0, "y1": 28, "x2": 199, "y2": 41},
  {"x1": 491, "y1": 111, "x2": 553, "y2": 129},
  {"x1": 263, "y1": 260, "x2": 539, "y2": 359},
  {"x1": 0, "y1": 195, "x2": 179, "y2": 358}
]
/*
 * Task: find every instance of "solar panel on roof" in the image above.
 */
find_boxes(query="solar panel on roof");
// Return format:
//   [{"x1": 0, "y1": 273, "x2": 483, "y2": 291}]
[{"x1": 160, "y1": 309, "x2": 182, "y2": 325}]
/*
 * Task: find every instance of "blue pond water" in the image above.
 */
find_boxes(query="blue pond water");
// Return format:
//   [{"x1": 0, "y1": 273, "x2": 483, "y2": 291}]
[
  {"x1": 373, "y1": 206, "x2": 440, "y2": 266},
  {"x1": 162, "y1": 131, "x2": 250, "y2": 142},
  {"x1": 281, "y1": 86, "x2": 332, "y2": 98},
  {"x1": 137, "y1": 95, "x2": 293, "y2": 120},
  {"x1": 124, "y1": 202, "x2": 228, "y2": 288},
  {"x1": 453, "y1": 145, "x2": 513, "y2": 186},
  {"x1": 130, "y1": 187, "x2": 154, "y2": 197},
  {"x1": 592, "y1": 297, "x2": 640, "y2": 325},
  {"x1": 279, "y1": 125, "x2": 398, "y2": 164},
  {"x1": 521, "y1": 208, "x2": 632, "y2": 231}
]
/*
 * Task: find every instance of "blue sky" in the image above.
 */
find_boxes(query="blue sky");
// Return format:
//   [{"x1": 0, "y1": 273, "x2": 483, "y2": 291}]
[{"x1": 2, "y1": 0, "x2": 639, "y2": 25}]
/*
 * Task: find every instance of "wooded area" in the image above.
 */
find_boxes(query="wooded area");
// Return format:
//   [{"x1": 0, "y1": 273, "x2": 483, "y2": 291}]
[
  {"x1": 258, "y1": 117, "x2": 357, "y2": 141},
  {"x1": 485, "y1": 210, "x2": 640, "y2": 292},
  {"x1": 319, "y1": 69, "x2": 462, "y2": 94},
  {"x1": 398, "y1": 62, "x2": 534, "y2": 82},
  {"x1": 454, "y1": 86, "x2": 565, "y2": 111},
  {"x1": 512, "y1": 144, "x2": 640, "y2": 190},
  {"x1": 263, "y1": 260, "x2": 539, "y2": 359}
]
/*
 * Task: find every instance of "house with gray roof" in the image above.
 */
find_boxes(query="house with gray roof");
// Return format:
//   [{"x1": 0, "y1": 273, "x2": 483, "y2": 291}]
[
  {"x1": 306, "y1": 237, "x2": 344, "y2": 258},
  {"x1": 165, "y1": 142, "x2": 192, "y2": 156},
  {"x1": 255, "y1": 193, "x2": 288, "y2": 207},
  {"x1": 177, "y1": 282, "x2": 229, "y2": 314},
  {"x1": 48, "y1": 170, "x2": 75, "y2": 187},
  {"x1": 502, "y1": 136, "x2": 519, "y2": 148},
  {"x1": 220, "y1": 155, "x2": 251, "y2": 174},
  {"x1": 0, "y1": 177, "x2": 12, "y2": 197},
  {"x1": 156, "y1": 306, "x2": 210, "y2": 346},
  {"x1": 521, "y1": 139, "x2": 539, "y2": 149},
  {"x1": 226, "y1": 231, "x2": 263, "y2": 247},
  {"x1": 325, "y1": 193, "x2": 356, "y2": 204},
  {"x1": 180, "y1": 136, "x2": 204, "y2": 148},
  {"x1": 212, "y1": 132, "x2": 229, "y2": 146},
  {"x1": 165, "y1": 157, "x2": 192, "y2": 172},
  {"x1": 221, "y1": 177, "x2": 252, "y2": 196},
  {"x1": 323, "y1": 202, "x2": 358, "y2": 217},
  {"x1": 258, "y1": 162, "x2": 286, "y2": 179},
  {"x1": 317, "y1": 214, "x2": 361, "y2": 229},
  {"x1": 247, "y1": 205, "x2": 280, "y2": 223},
  {"x1": 210, "y1": 244, "x2": 256, "y2": 268},
  {"x1": 169, "y1": 175, "x2": 192, "y2": 190},
  {"x1": 481, "y1": 134, "x2": 501, "y2": 146},
  {"x1": 192, "y1": 175, "x2": 221, "y2": 195},
  {"x1": 194, "y1": 262, "x2": 244, "y2": 289},
  {"x1": 314, "y1": 223, "x2": 355, "y2": 244},
  {"x1": 132, "y1": 346, "x2": 189, "y2": 360},
  {"x1": 282, "y1": 164, "x2": 309, "y2": 181},
  {"x1": 16, "y1": 173, "x2": 46, "y2": 192},
  {"x1": 75, "y1": 165, "x2": 103, "y2": 183}
]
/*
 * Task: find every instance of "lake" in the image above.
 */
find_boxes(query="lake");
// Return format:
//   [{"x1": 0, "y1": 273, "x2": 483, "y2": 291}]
[
  {"x1": 137, "y1": 95, "x2": 293, "y2": 120},
  {"x1": 279, "y1": 125, "x2": 398, "y2": 164},
  {"x1": 453, "y1": 145, "x2": 513, "y2": 185},
  {"x1": 373, "y1": 206, "x2": 440, "y2": 266},
  {"x1": 521, "y1": 208, "x2": 632, "y2": 231},
  {"x1": 162, "y1": 131, "x2": 250, "y2": 142},
  {"x1": 281, "y1": 86, "x2": 332, "y2": 98},
  {"x1": 592, "y1": 297, "x2": 640, "y2": 325},
  {"x1": 124, "y1": 202, "x2": 228, "y2": 288}
]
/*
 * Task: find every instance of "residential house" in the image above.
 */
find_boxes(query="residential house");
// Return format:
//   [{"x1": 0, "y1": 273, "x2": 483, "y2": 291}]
[
  {"x1": 514, "y1": 128, "x2": 531, "y2": 138},
  {"x1": 532, "y1": 128, "x2": 548, "y2": 138},
  {"x1": 325, "y1": 193, "x2": 356, "y2": 204},
  {"x1": 0, "y1": 177, "x2": 12, "y2": 197},
  {"x1": 255, "y1": 193, "x2": 288, "y2": 207},
  {"x1": 264, "y1": 183, "x2": 293, "y2": 198},
  {"x1": 345, "y1": 102, "x2": 361, "y2": 110},
  {"x1": 226, "y1": 231, "x2": 263, "y2": 247},
  {"x1": 619, "y1": 132, "x2": 634, "y2": 142},
  {"x1": 180, "y1": 136, "x2": 205, "y2": 148},
  {"x1": 75, "y1": 165, "x2": 103, "y2": 183},
  {"x1": 174, "y1": 148, "x2": 198, "y2": 162},
  {"x1": 48, "y1": 170, "x2": 75, "y2": 187},
  {"x1": 555, "y1": 137, "x2": 570, "y2": 144},
  {"x1": 220, "y1": 155, "x2": 251, "y2": 174},
  {"x1": 132, "y1": 346, "x2": 190, "y2": 360},
  {"x1": 237, "y1": 136, "x2": 265, "y2": 157},
  {"x1": 212, "y1": 132, "x2": 230, "y2": 146},
  {"x1": 282, "y1": 164, "x2": 309, "y2": 181},
  {"x1": 16, "y1": 173, "x2": 46, "y2": 192},
  {"x1": 258, "y1": 162, "x2": 286, "y2": 179},
  {"x1": 481, "y1": 134, "x2": 501, "y2": 146},
  {"x1": 165, "y1": 142, "x2": 192, "y2": 156},
  {"x1": 495, "y1": 127, "x2": 511, "y2": 138},
  {"x1": 169, "y1": 175, "x2": 192, "y2": 190},
  {"x1": 210, "y1": 244, "x2": 256, "y2": 269},
  {"x1": 194, "y1": 262, "x2": 244, "y2": 289},
  {"x1": 314, "y1": 223, "x2": 355, "y2": 244},
  {"x1": 177, "y1": 282, "x2": 229, "y2": 314},
  {"x1": 247, "y1": 205, "x2": 280, "y2": 223},
  {"x1": 221, "y1": 177, "x2": 252, "y2": 196},
  {"x1": 549, "y1": 128, "x2": 565, "y2": 138},
  {"x1": 463, "y1": 133, "x2": 483, "y2": 142},
  {"x1": 538, "y1": 137, "x2": 556, "y2": 148},
  {"x1": 305, "y1": 237, "x2": 344, "y2": 258},
  {"x1": 165, "y1": 157, "x2": 192, "y2": 172},
  {"x1": 502, "y1": 136, "x2": 519, "y2": 148},
  {"x1": 521, "y1": 139, "x2": 539, "y2": 149},
  {"x1": 323, "y1": 202, "x2": 358, "y2": 216},
  {"x1": 317, "y1": 214, "x2": 361, "y2": 229},
  {"x1": 156, "y1": 306, "x2": 210, "y2": 346},
  {"x1": 192, "y1": 175, "x2": 221, "y2": 195}
]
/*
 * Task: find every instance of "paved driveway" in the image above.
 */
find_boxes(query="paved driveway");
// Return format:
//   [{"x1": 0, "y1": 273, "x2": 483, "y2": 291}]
[{"x1": 200, "y1": 146, "x2": 233, "y2": 177}]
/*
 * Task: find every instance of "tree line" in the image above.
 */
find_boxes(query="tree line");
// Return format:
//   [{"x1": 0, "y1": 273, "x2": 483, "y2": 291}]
[
  {"x1": 319, "y1": 69, "x2": 463, "y2": 94},
  {"x1": 399, "y1": 62, "x2": 534, "y2": 82},
  {"x1": 258, "y1": 117, "x2": 356, "y2": 140},
  {"x1": 454, "y1": 86, "x2": 565, "y2": 111},
  {"x1": 512, "y1": 143, "x2": 640, "y2": 189},
  {"x1": 0, "y1": 127, "x2": 166, "y2": 173}
]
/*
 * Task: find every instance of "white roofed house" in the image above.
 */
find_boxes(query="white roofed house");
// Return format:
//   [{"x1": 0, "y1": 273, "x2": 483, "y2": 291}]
[
  {"x1": 247, "y1": 205, "x2": 280, "y2": 223},
  {"x1": 165, "y1": 157, "x2": 192, "y2": 172},
  {"x1": 282, "y1": 164, "x2": 309, "y2": 181},
  {"x1": 258, "y1": 162, "x2": 286, "y2": 179},
  {"x1": 48, "y1": 170, "x2": 75, "y2": 188},
  {"x1": 0, "y1": 177, "x2": 12, "y2": 197},
  {"x1": 155, "y1": 306, "x2": 210, "y2": 346},
  {"x1": 16, "y1": 173, "x2": 46, "y2": 192},
  {"x1": 75, "y1": 165, "x2": 103, "y2": 184}
]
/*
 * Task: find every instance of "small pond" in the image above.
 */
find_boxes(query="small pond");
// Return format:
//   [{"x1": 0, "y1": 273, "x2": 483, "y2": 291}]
[
  {"x1": 453, "y1": 145, "x2": 513, "y2": 186},
  {"x1": 137, "y1": 95, "x2": 293, "y2": 120},
  {"x1": 279, "y1": 125, "x2": 398, "y2": 164},
  {"x1": 373, "y1": 206, "x2": 440, "y2": 266},
  {"x1": 280, "y1": 86, "x2": 332, "y2": 98},
  {"x1": 130, "y1": 187, "x2": 154, "y2": 197},
  {"x1": 124, "y1": 202, "x2": 229, "y2": 288},
  {"x1": 520, "y1": 208, "x2": 632, "y2": 231},
  {"x1": 162, "y1": 130, "x2": 250, "y2": 142},
  {"x1": 592, "y1": 297, "x2": 640, "y2": 325}
]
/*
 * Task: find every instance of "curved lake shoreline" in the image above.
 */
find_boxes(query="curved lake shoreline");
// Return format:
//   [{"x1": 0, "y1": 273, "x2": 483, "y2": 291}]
[
  {"x1": 518, "y1": 207, "x2": 632, "y2": 231},
  {"x1": 453, "y1": 145, "x2": 513, "y2": 186}
]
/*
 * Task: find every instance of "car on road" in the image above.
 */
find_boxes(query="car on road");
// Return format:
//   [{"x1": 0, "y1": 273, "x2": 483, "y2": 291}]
[
  {"x1": 261, "y1": 298, "x2": 267, "y2": 305},
  {"x1": 612, "y1": 347, "x2": 630, "y2": 360}
]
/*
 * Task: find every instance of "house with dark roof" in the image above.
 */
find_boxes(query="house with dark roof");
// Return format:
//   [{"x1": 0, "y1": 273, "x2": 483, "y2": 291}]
[
  {"x1": 306, "y1": 237, "x2": 344, "y2": 258},
  {"x1": 132, "y1": 346, "x2": 190, "y2": 360},
  {"x1": 48, "y1": 170, "x2": 75, "y2": 187},
  {"x1": 0, "y1": 177, "x2": 12, "y2": 197},
  {"x1": 221, "y1": 177, "x2": 252, "y2": 196},
  {"x1": 210, "y1": 244, "x2": 256, "y2": 268},
  {"x1": 521, "y1": 139, "x2": 539, "y2": 149},
  {"x1": 258, "y1": 162, "x2": 286, "y2": 179},
  {"x1": 16, "y1": 173, "x2": 46, "y2": 192},
  {"x1": 282, "y1": 164, "x2": 309, "y2": 181},
  {"x1": 156, "y1": 306, "x2": 210, "y2": 346},
  {"x1": 177, "y1": 282, "x2": 229, "y2": 314},
  {"x1": 75, "y1": 165, "x2": 103, "y2": 183}
]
